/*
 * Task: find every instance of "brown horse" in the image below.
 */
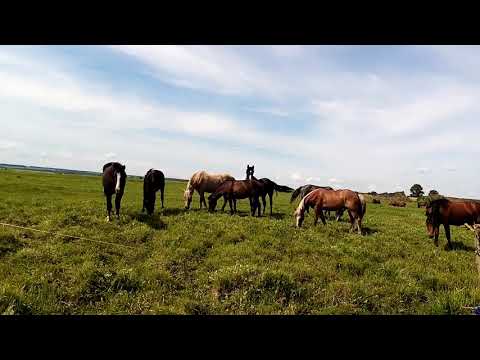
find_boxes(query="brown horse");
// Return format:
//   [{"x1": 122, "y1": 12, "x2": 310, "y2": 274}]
[
  {"x1": 425, "y1": 198, "x2": 480, "y2": 248},
  {"x1": 142, "y1": 169, "x2": 165, "y2": 215},
  {"x1": 208, "y1": 179, "x2": 263, "y2": 216},
  {"x1": 184, "y1": 170, "x2": 235, "y2": 210},
  {"x1": 102, "y1": 162, "x2": 127, "y2": 221},
  {"x1": 293, "y1": 188, "x2": 364, "y2": 234}
]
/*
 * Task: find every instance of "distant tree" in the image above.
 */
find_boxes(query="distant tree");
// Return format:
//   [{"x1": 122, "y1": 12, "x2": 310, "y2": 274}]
[
  {"x1": 410, "y1": 184, "x2": 424, "y2": 197},
  {"x1": 428, "y1": 190, "x2": 439, "y2": 196}
]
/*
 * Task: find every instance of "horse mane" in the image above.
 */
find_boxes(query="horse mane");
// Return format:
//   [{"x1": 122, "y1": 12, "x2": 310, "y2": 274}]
[{"x1": 294, "y1": 195, "x2": 307, "y2": 216}]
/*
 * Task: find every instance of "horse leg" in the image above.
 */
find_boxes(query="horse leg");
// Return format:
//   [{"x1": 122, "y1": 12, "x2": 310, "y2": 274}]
[
  {"x1": 261, "y1": 195, "x2": 267, "y2": 216},
  {"x1": 229, "y1": 197, "x2": 234, "y2": 215},
  {"x1": 444, "y1": 224, "x2": 452, "y2": 249},
  {"x1": 115, "y1": 192, "x2": 123, "y2": 220},
  {"x1": 434, "y1": 226, "x2": 440, "y2": 247},
  {"x1": 160, "y1": 186, "x2": 164, "y2": 208},
  {"x1": 199, "y1": 191, "x2": 206, "y2": 209},
  {"x1": 257, "y1": 197, "x2": 262, "y2": 217},
  {"x1": 106, "y1": 194, "x2": 113, "y2": 222},
  {"x1": 347, "y1": 210, "x2": 355, "y2": 232},
  {"x1": 336, "y1": 208, "x2": 344, "y2": 222},
  {"x1": 233, "y1": 198, "x2": 237, "y2": 214},
  {"x1": 221, "y1": 194, "x2": 227, "y2": 211},
  {"x1": 269, "y1": 192, "x2": 273, "y2": 216},
  {"x1": 314, "y1": 202, "x2": 326, "y2": 226},
  {"x1": 356, "y1": 213, "x2": 363, "y2": 235}
]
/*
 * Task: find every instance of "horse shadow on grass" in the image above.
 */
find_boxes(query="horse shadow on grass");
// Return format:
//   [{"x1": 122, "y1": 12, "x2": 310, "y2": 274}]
[
  {"x1": 444, "y1": 241, "x2": 476, "y2": 252},
  {"x1": 361, "y1": 226, "x2": 379, "y2": 236},
  {"x1": 159, "y1": 207, "x2": 188, "y2": 217},
  {"x1": 132, "y1": 213, "x2": 167, "y2": 230}
]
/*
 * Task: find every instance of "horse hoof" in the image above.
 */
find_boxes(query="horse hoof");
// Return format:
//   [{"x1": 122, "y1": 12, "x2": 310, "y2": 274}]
[{"x1": 106, "y1": 216, "x2": 111, "y2": 222}]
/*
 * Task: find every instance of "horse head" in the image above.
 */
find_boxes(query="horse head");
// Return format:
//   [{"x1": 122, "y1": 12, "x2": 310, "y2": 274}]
[
  {"x1": 425, "y1": 199, "x2": 443, "y2": 239},
  {"x1": 184, "y1": 187, "x2": 193, "y2": 209},
  {"x1": 293, "y1": 197, "x2": 306, "y2": 227},
  {"x1": 207, "y1": 193, "x2": 218, "y2": 212},
  {"x1": 246, "y1": 164, "x2": 254, "y2": 180}
]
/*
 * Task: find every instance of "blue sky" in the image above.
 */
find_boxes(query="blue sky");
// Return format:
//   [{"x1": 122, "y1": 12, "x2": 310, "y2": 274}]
[{"x1": 1, "y1": 45, "x2": 479, "y2": 198}]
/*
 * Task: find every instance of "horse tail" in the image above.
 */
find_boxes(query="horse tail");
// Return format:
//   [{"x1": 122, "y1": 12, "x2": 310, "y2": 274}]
[
  {"x1": 357, "y1": 193, "x2": 366, "y2": 218},
  {"x1": 290, "y1": 186, "x2": 303, "y2": 203}
]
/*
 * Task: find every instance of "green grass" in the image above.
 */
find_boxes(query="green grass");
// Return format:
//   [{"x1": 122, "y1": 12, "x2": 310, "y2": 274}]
[{"x1": 0, "y1": 169, "x2": 479, "y2": 314}]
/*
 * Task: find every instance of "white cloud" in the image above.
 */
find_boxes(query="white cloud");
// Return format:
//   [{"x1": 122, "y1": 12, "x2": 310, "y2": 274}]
[
  {"x1": 290, "y1": 173, "x2": 303, "y2": 182},
  {"x1": 417, "y1": 167, "x2": 431, "y2": 175},
  {"x1": 0, "y1": 140, "x2": 20, "y2": 150},
  {"x1": 109, "y1": 45, "x2": 286, "y2": 98},
  {"x1": 244, "y1": 107, "x2": 290, "y2": 117}
]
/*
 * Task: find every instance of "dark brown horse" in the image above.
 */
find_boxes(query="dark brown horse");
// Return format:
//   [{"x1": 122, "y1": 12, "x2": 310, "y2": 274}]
[
  {"x1": 102, "y1": 162, "x2": 127, "y2": 221},
  {"x1": 142, "y1": 169, "x2": 165, "y2": 215},
  {"x1": 208, "y1": 179, "x2": 263, "y2": 216},
  {"x1": 245, "y1": 165, "x2": 293, "y2": 215},
  {"x1": 293, "y1": 188, "x2": 364, "y2": 234},
  {"x1": 425, "y1": 198, "x2": 480, "y2": 248}
]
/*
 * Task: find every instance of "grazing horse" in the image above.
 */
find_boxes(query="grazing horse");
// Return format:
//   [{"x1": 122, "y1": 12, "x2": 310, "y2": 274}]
[
  {"x1": 142, "y1": 169, "x2": 165, "y2": 215},
  {"x1": 102, "y1": 162, "x2": 127, "y2": 221},
  {"x1": 245, "y1": 165, "x2": 293, "y2": 215},
  {"x1": 208, "y1": 179, "x2": 263, "y2": 216},
  {"x1": 290, "y1": 184, "x2": 335, "y2": 218},
  {"x1": 425, "y1": 198, "x2": 480, "y2": 249},
  {"x1": 293, "y1": 188, "x2": 364, "y2": 234},
  {"x1": 184, "y1": 170, "x2": 235, "y2": 210}
]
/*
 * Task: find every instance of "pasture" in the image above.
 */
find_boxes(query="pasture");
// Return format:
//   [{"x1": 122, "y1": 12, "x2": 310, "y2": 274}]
[{"x1": 1, "y1": 169, "x2": 479, "y2": 314}]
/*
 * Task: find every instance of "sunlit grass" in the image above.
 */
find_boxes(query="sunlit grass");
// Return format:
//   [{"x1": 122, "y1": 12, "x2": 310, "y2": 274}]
[{"x1": 0, "y1": 169, "x2": 479, "y2": 314}]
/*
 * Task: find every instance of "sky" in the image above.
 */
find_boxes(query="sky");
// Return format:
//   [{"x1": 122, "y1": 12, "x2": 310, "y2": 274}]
[{"x1": 0, "y1": 45, "x2": 479, "y2": 198}]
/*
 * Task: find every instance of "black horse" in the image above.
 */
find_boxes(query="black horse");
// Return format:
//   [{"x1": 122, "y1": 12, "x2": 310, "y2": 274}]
[
  {"x1": 142, "y1": 169, "x2": 165, "y2": 215},
  {"x1": 102, "y1": 162, "x2": 127, "y2": 221},
  {"x1": 245, "y1": 165, "x2": 293, "y2": 215}
]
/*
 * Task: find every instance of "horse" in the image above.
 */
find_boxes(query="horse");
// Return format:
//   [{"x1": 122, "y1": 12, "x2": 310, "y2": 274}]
[
  {"x1": 293, "y1": 188, "x2": 364, "y2": 234},
  {"x1": 142, "y1": 169, "x2": 165, "y2": 215},
  {"x1": 102, "y1": 162, "x2": 127, "y2": 221},
  {"x1": 425, "y1": 197, "x2": 480, "y2": 249},
  {"x1": 208, "y1": 179, "x2": 263, "y2": 216},
  {"x1": 245, "y1": 165, "x2": 293, "y2": 215},
  {"x1": 184, "y1": 170, "x2": 235, "y2": 210},
  {"x1": 290, "y1": 184, "x2": 335, "y2": 218}
]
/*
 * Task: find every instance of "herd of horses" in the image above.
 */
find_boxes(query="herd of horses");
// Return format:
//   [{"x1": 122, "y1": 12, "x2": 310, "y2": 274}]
[{"x1": 102, "y1": 162, "x2": 480, "y2": 253}]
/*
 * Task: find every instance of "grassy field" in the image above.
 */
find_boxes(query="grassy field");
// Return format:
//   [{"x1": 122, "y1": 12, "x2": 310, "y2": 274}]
[{"x1": 1, "y1": 169, "x2": 479, "y2": 314}]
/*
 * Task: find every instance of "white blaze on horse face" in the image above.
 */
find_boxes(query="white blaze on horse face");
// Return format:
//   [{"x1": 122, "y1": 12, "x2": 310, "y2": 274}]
[{"x1": 115, "y1": 173, "x2": 121, "y2": 192}]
